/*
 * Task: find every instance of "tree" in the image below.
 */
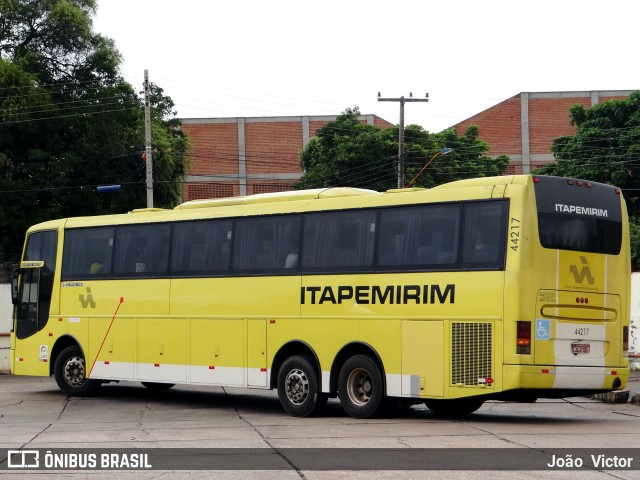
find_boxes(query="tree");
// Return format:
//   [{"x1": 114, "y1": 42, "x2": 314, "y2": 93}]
[
  {"x1": 0, "y1": 0, "x2": 110, "y2": 82},
  {"x1": 296, "y1": 107, "x2": 396, "y2": 191},
  {"x1": 536, "y1": 91, "x2": 640, "y2": 266},
  {"x1": 412, "y1": 125, "x2": 509, "y2": 188},
  {"x1": 297, "y1": 108, "x2": 509, "y2": 191},
  {"x1": 537, "y1": 91, "x2": 640, "y2": 208},
  {"x1": 0, "y1": 0, "x2": 188, "y2": 261}
]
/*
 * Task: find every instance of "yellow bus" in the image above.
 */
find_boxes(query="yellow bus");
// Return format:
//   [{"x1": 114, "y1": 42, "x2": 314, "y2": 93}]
[{"x1": 10, "y1": 174, "x2": 630, "y2": 418}]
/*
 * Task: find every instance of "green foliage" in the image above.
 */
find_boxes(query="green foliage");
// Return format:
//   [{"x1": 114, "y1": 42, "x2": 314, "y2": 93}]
[
  {"x1": 0, "y1": 0, "x2": 100, "y2": 80},
  {"x1": 297, "y1": 109, "x2": 509, "y2": 191},
  {"x1": 0, "y1": 0, "x2": 188, "y2": 261},
  {"x1": 568, "y1": 103, "x2": 587, "y2": 126},
  {"x1": 629, "y1": 217, "x2": 640, "y2": 271},
  {"x1": 419, "y1": 126, "x2": 509, "y2": 188},
  {"x1": 297, "y1": 107, "x2": 396, "y2": 191},
  {"x1": 535, "y1": 90, "x2": 640, "y2": 267}
]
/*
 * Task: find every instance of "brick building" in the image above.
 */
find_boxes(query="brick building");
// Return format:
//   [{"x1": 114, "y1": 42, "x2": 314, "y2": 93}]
[
  {"x1": 453, "y1": 90, "x2": 634, "y2": 174},
  {"x1": 180, "y1": 114, "x2": 393, "y2": 202}
]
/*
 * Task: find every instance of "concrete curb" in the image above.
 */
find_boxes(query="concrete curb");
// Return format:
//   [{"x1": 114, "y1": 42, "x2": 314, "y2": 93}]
[{"x1": 592, "y1": 391, "x2": 630, "y2": 403}]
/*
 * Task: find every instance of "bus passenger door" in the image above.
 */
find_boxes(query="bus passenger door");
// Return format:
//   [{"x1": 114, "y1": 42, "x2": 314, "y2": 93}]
[
  {"x1": 13, "y1": 265, "x2": 41, "y2": 340},
  {"x1": 247, "y1": 319, "x2": 267, "y2": 387},
  {"x1": 11, "y1": 263, "x2": 50, "y2": 376}
]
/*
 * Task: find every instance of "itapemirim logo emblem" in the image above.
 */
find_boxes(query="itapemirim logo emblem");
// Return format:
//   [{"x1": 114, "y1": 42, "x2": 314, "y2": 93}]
[
  {"x1": 79, "y1": 287, "x2": 96, "y2": 308},
  {"x1": 570, "y1": 256, "x2": 595, "y2": 285}
]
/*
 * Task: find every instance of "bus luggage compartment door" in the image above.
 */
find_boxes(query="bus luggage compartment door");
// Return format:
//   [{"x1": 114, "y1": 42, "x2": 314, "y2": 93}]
[{"x1": 401, "y1": 320, "x2": 444, "y2": 398}]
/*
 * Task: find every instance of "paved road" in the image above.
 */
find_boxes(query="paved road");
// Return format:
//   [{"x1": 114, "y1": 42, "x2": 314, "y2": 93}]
[{"x1": 0, "y1": 373, "x2": 639, "y2": 479}]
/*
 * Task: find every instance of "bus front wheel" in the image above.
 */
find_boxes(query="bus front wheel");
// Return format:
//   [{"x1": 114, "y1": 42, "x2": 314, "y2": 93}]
[
  {"x1": 54, "y1": 346, "x2": 101, "y2": 396},
  {"x1": 338, "y1": 354, "x2": 384, "y2": 418},
  {"x1": 277, "y1": 356, "x2": 327, "y2": 417}
]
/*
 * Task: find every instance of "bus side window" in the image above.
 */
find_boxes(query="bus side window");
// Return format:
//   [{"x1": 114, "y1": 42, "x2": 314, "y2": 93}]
[
  {"x1": 462, "y1": 202, "x2": 506, "y2": 267},
  {"x1": 233, "y1": 216, "x2": 301, "y2": 272},
  {"x1": 331, "y1": 222, "x2": 358, "y2": 265},
  {"x1": 378, "y1": 205, "x2": 460, "y2": 269},
  {"x1": 171, "y1": 220, "x2": 232, "y2": 274},
  {"x1": 173, "y1": 224, "x2": 207, "y2": 271},
  {"x1": 418, "y1": 207, "x2": 460, "y2": 265},
  {"x1": 113, "y1": 224, "x2": 170, "y2": 275},
  {"x1": 302, "y1": 211, "x2": 375, "y2": 271},
  {"x1": 377, "y1": 214, "x2": 407, "y2": 266},
  {"x1": 62, "y1": 227, "x2": 114, "y2": 279}
]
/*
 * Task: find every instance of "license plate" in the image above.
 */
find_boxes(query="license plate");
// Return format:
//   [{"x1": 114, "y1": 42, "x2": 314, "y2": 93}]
[{"x1": 571, "y1": 343, "x2": 590, "y2": 355}]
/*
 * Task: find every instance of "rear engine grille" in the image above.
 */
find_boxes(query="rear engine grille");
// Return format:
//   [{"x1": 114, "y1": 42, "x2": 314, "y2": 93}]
[{"x1": 451, "y1": 322, "x2": 493, "y2": 386}]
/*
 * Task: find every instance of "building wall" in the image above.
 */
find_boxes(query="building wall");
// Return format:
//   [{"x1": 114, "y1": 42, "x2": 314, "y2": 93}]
[
  {"x1": 181, "y1": 114, "x2": 393, "y2": 202},
  {"x1": 454, "y1": 90, "x2": 634, "y2": 174}
]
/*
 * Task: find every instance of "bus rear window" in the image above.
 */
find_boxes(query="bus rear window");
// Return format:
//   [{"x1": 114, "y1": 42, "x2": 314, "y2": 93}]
[
  {"x1": 534, "y1": 176, "x2": 623, "y2": 255},
  {"x1": 537, "y1": 214, "x2": 621, "y2": 254}
]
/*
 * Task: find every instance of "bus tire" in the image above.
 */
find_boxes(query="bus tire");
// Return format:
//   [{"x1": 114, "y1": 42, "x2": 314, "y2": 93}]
[
  {"x1": 141, "y1": 382, "x2": 175, "y2": 391},
  {"x1": 54, "y1": 346, "x2": 101, "y2": 396},
  {"x1": 425, "y1": 398, "x2": 484, "y2": 416},
  {"x1": 277, "y1": 356, "x2": 327, "y2": 417},
  {"x1": 338, "y1": 354, "x2": 384, "y2": 419}
]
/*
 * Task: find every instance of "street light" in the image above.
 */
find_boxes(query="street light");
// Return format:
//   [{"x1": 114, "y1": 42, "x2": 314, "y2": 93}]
[{"x1": 405, "y1": 148, "x2": 453, "y2": 188}]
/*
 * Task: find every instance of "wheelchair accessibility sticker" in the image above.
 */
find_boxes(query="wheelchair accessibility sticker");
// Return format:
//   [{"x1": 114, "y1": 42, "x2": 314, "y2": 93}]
[{"x1": 535, "y1": 319, "x2": 551, "y2": 340}]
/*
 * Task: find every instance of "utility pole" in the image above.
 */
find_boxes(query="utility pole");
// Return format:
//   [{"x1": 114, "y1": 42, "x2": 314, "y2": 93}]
[
  {"x1": 144, "y1": 69, "x2": 154, "y2": 208},
  {"x1": 377, "y1": 92, "x2": 429, "y2": 188}
]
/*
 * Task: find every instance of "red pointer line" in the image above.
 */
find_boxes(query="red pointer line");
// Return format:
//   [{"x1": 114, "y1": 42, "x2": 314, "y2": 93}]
[{"x1": 88, "y1": 297, "x2": 124, "y2": 378}]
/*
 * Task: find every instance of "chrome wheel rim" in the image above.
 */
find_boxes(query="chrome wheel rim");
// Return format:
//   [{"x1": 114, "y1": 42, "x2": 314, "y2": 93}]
[
  {"x1": 285, "y1": 368, "x2": 309, "y2": 405},
  {"x1": 63, "y1": 356, "x2": 87, "y2": 386}
]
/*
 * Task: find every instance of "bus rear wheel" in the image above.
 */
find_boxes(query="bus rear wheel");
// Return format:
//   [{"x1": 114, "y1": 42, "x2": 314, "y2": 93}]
[
  {"x1": 338, "y1": 354, "x2": 384, "y2": 419},
  {"x1": 277, "y1": 356, "x2": 327, "y2": 417},
  {"x1": 424, "y1": 398, "x2": 484, "y2": 416},
  {"x1": 54, "y1": 346, "x2": 101, "y2": 396}
]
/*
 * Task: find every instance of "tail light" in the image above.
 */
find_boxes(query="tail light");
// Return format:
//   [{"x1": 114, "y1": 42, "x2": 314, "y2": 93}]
[
  {"x1": 623, "y1": 326, "x2": 629, "y2": 352},
  {"x1": 517, "y1": 321, "x2": 531, "y2": 354}
]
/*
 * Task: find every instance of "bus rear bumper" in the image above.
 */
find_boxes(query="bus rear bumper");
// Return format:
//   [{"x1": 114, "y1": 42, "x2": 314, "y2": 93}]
[{"x1": 503, "y1": 364, "x2": 629, "y2": 394}]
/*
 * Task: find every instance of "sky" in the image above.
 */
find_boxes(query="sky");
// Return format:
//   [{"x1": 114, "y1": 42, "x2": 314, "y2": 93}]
[{"x1": 93, "y1": 0, "x2": 639, "y2": 133}]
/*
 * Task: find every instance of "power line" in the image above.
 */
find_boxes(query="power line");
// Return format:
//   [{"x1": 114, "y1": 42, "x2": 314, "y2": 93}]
[{"x1": 377, "y1": 92, "x2": 430, "y2": 188}]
